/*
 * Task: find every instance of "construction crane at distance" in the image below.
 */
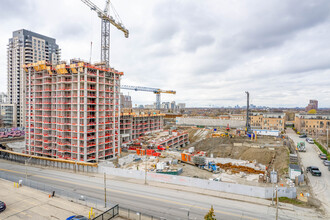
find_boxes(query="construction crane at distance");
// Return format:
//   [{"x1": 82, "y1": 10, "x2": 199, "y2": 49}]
[
  {"x1": 121, "y1": 85, "x2": 176, "y2": 110},
  {"x1": 81, "y1": 0, "x2": 129, "y2": 67}
]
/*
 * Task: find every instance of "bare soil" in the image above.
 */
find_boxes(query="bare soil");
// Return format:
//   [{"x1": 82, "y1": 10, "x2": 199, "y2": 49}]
[{"x1": 188, "y1": 135, "x2": 289, "y2": 174}]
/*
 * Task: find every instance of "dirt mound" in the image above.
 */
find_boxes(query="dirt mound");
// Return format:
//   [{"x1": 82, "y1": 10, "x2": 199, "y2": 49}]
[
  {"x1": 216, "y1": 163, "x2": 265, "y2": 174},
  {"x1": 191, "y1": 136, "x2": 288, "y2": 171},
  {"x1": 185, "y1": 128, "x2": 211, "y2": 143},
  {"x1": 239, "y1": 148, "x2": 275, "y2": 165}
]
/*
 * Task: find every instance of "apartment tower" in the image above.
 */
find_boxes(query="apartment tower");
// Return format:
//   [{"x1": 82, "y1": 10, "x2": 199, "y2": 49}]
[
  {"x1": 7, "y1": 29, "x2": 60, "y2": 127},
  {"x1": 24, "y1": 60, "x2": 121, "y2": 162}
]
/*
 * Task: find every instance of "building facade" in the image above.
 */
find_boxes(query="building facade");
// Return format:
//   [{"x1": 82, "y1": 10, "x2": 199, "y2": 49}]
[
  {"x1": 24, "y1": 61, "x2": 121, "y2": 162},
  {"x1": 120, "y1": 94, "x2": 132, "y2": 109},
  {"x1": 0, "y1": 104, "x2": 17, "y2": 127},
  {"x1": 295, "y1": 113, "x2": 330, "y2": 136},
  {"x1": 250, "y1": 112, "x2": 285, "y2": 131},
  {"x1": 120, "y1": 109, "x2": 164, "y2": 144},
  {"x1": 0, "y1": 92, "x2": 7, "y2": 103},
  {"x1": 8, "y1": 29, "x2": 60, "y2": 127}
]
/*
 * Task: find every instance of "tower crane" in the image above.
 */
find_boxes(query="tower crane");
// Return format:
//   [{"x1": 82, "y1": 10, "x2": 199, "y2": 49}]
[
  {"x1": 81, "y1": 0, "x2": 129, "y2": 67},
  {"x1": 121, "y1": 85, "x2": 176, "y2": 110}
]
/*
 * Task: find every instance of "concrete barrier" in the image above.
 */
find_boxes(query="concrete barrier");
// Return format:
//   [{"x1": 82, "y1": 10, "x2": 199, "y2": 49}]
[
  {"x1": 98, "y1": 166, "x2": 296, "y2": 199},
  {"x1": 0, "y1": 149, "x2": 98, "y2": 173}
]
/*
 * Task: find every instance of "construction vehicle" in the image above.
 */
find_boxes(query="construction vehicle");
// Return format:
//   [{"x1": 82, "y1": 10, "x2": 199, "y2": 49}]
[
  {"x1": 81, "y1": 0, "x2": 129, "y2": 67},
  {"x1": 121, "y1": 85, "x2": 176, "y2": 109},
  {"x1": 297, "y1": 142, "x2": 306, "y2": 152},
  {"x1": 192, "y1": 156, "x2": 206, "y2": 168},
  {"x1": 206, "y1": 162, "x2": 220, "y2": 173},
  {"x1": 211, "y1": 133, "x2": 221, "y2": 137}
]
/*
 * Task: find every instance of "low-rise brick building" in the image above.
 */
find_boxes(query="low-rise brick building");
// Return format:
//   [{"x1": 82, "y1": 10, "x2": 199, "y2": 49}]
[
  {"x1": 250, "y1": 112, "x2": 285, "y2": 131},
  {"x1": 294, "y1": 113, "x2": 330, "y2": 136}
]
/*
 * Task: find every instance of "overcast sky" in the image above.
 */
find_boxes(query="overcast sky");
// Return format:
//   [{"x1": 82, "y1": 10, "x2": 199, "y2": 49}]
[{"x1": 1, "y1": 0, "x2": 330, "y2": 108}]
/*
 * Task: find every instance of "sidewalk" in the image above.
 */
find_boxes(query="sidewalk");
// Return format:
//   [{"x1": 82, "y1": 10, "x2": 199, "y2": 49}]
[{"x1": 0, "y1": 178, "x2": 103, "y2": 220}]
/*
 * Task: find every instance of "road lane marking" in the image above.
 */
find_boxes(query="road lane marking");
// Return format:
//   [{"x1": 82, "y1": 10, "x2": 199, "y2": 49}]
[{"x1": 0, "y1": 168, "x2": 258, "y2": 220}]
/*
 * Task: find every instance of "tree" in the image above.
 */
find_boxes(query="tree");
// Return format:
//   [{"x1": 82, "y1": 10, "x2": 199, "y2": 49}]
[
  {"x1": 204, "y1": 206, "x2": 216, "y2": 220},
  {"x1": 307, "y1": 109, "x2": 317, "y2": 114}
]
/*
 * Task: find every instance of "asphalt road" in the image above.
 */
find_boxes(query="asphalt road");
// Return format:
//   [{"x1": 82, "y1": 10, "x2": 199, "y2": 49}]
[
  {"x1": 287, "y1": 129, "x2": 330, "y2": 214},
  {"x1": 0, "y1": 160, "x2": 323, "y2": 220}
]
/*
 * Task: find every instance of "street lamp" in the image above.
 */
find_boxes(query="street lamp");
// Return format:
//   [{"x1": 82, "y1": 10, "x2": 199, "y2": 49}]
[{"x1": 144, "y1": 155, "x2": 148, "y2": 185}]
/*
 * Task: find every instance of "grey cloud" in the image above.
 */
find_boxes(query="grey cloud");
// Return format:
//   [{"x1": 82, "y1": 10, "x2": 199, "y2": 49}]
[
  {"x1": 233, "y1": 1, "x2": 330, "y2": 51},
  {"x1": 2, "y1": 0, "x2": 330, "y2": 107},
  {"x1": 53, "y1": 22, "x2": 89, "y2": 39},
  {"x1": 181, "y1": 34, "x2": 215, "y2": 52},
  {"x1": 0, "y1": 0, "x2": 35, "y2": 19}
]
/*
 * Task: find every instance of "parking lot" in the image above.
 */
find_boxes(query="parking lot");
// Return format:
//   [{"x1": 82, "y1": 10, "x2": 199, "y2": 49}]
[{"x1": 0, "y1": 178, "x2": 102, "y2": 220}]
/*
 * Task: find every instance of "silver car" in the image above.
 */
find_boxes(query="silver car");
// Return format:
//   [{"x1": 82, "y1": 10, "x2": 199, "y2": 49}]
[{"x1": 323, "y1": 160, "x2": 330, "y2": 166}]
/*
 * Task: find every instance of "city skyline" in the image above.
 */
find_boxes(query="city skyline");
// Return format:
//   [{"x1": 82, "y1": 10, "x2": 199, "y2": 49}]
[{"x1": 1, "y1": 0, "x2": 330, "y2": 107}]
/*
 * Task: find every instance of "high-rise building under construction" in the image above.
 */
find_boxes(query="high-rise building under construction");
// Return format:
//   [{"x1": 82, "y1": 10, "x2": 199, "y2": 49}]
[
  {"x1": 24, "y1": 60, "x2": 121, "y2": 162},
  {"x1": 7, "y1": 29, "x2": 60, "y2": 127}
]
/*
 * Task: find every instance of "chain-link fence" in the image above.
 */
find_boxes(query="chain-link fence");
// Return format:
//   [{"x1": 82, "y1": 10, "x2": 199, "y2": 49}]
[
  {"x1": 0, "y1": 171, "x2": 113, "y2": 211},
  {"x1": 118, "y1": 207, "x2": 163, "y2": 220},
  {"x1": 0, "y1": 171, "x2": 167, "y2": 220}
]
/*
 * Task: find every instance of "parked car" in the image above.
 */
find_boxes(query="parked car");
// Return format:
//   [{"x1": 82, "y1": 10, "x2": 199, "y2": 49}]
[
  {"x1": 323, "y1": 160, "x2": 330, "y2": 166},
  {"x1": 299, "y1": 134, "x2": 307, "y2": 138},
  {"x1": 306, "y1": 138, "x2": 314, "y2": 144},
  {"x1": 319, "y1": 153, "x2": 327, "y2": 160},
  {"x1": 306, "y1": 166, "x2": 322, "y2": 176},
  {"x1": 66, "y1": 216, "x2": 89, "y2": 220},
  {"x1": 0, "y1": 201, "x2": 6, "y2": 213}
]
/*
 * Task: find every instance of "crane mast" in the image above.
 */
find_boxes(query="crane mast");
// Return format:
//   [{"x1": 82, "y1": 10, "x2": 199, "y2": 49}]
[
  {"x1": 101, "y1": 0, "x2": 111, "y2": 67},
  {"x1": 81, "y1": 0, "x2": 129, "y2": 67}
]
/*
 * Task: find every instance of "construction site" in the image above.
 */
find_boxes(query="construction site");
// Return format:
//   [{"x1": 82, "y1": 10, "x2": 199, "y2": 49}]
[
  {"x1": 115, "y1": 123, "x2": 290, "y2": 187},
  {"x1": 21, "y1": 55, "x2": 290, "y2": 187},
  {"x1": 3, "y1": 0, "x2": 330, "y2": 219}
]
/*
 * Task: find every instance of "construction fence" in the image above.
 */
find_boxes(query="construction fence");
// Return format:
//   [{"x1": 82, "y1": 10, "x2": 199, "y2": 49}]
[{"x1": 99, "y1": 166, "x2": 297, "y2": 199}]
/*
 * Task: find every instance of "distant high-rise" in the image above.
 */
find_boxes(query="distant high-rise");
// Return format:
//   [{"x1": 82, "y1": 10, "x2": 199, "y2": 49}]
[
  {"x1": 0, "y1": 92, "x2": 7, "y2": 103},
  {"x1": 7, "y1": 29, "x2": 61, "y2": 127},
  {"x1": 305, "y1": 100, "x2": 318, "y2": 112},
  {"x1": 120, "y1": 94, "x2": 132, "y2": 109}
]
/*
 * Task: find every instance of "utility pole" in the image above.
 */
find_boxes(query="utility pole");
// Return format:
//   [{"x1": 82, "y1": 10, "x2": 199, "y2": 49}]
[
  {"x1": 144, "y1": 156, "x2": 148, "y2": 185},
  {"x1": 245, "y1": 91, "x2": 250, "y2": 133},
  {"x1": 326, "y1": 129, "x2": 329, "y2": 154},
  {"x1": 104, "y1": 172, "x2": 107, "y2": 208},
  {"x1": 25, "y1": 156, "x2": 32, "y2": 182},
  {"x1": 25, "y1": 160, "x2": 27, "y2": 182},
  {"x1": 276, "y1": 185, "x2": 279, "y2": 220},
  {"x1": 271, "y1": 169, "x2": 274, "y2": 206}
]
